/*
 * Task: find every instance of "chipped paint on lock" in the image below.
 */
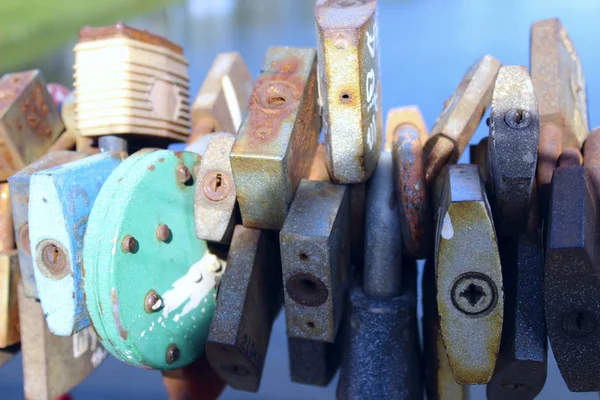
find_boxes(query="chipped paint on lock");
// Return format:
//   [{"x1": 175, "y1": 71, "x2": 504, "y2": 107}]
[
  {"x1": 72, "y1": 326, "x2": 107, "y2": 368},
  {"x1": 28, "y1": 151, "x2": 123, "y2": 336},
  {"x1": 84, "y1": 149, "x2": 220, "y2": 369},
  {"x1": 441, "y1": 212, "x2": 454, "y2": 240}
]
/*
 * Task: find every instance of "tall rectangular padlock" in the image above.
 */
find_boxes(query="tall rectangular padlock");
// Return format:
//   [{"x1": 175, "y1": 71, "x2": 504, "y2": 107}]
[
  {"x1": 315, "y1": 0, "x2": 383, "y2": 184},
  {"x1": 0, "y1": 70, "x2": 64, "y2": 181},
  {"x1": 230, "y1": 47, "x2": 320, "y2": 230},
  {"x1": 74, "y1": 22, "x2": 191, "y2": 143},
  {"x1": 28, "y1": 151, "x2": 124, "y2": 335},
  {"x1": 280, "y1": 180, "x2": 350, "y2": 342},
  {"x1": 9, "y1": 150, "x2": 86, "y2": 299}
]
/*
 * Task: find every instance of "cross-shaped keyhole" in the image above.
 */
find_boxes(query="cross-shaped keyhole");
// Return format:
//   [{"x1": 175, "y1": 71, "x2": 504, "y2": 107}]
[{"x1": 460, "y1": 283, "x2": 485, "y2": 307}]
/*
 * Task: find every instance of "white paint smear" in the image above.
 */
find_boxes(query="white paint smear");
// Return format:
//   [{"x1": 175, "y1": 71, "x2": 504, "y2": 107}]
[
  {"x1": 222, "y1": 75, "x2": 242, "y2": 130},
  {"x1": 161, "y1": 252, "x2": 225, "y2": 321},
  {"x1": 441, "y1": 212, "x2": 454, "y2": 240}
]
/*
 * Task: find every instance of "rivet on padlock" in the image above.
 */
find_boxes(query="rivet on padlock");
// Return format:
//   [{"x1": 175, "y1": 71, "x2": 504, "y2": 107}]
[
  {"x1": 337, "y1": 151, "x2": 422, "y2": 399},
  {"x1": 74, "y1": 22, "x2": 191, "y2": 143},
  {"x1": 434, "y1": 164, "x2": 503, "y2": 384},
  {"x1": 387, "y1": 107, "x2": 430, "y2": 259},
  {"x1": 424, "y1": 55, "x2": 501, "y2": 184},
  {"x1": 280, "y1": 180, "x2": 350, "y2": 343},
  {"x1": 230, "y1": 47, "x2": 321, "y2": 230},
  {"x1": 488, "y1": 66, "x2": 540, "y2": 237},
  {"x1": 84, "y1": 149, "x2": 223, "y2": 369},
  {"x1": 194, "y1": 133, "x2": 237, "y2": 244},
  {"x1": 422, "y1": 261, "x2": 469, "y2": 400},
  {"x1": 18, "y1": 283, "x2": 106, "y2": 399},
  {"x1": 206, "y1": 225, "x2": 282, "y2": 392},
  {"x1": 545, "y1": 147, "x2": 600, "y2": 392},
  {"x1": 28, "y1": 151, "x2": 124, "y2": 336},
  {"x1": 315, "y1": 0, "x2": 383, "y2": 184},
  {"x1": 190, "y1": 52, "x2": 253, "y2": 143},
  {"x1": 0, "y1": 70, "x2": 64, "y2": 181},
  {"x1": 487, "y1": 234, "x2": 547, "y2": 400},
  {"x1": 9, "y1": 150, "x2": 86, "y2": 299}
]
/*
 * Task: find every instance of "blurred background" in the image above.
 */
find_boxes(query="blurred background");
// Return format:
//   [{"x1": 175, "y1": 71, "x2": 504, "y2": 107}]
[{"x1": 0, "y1": 0, "x2": 599, "y2": 398}]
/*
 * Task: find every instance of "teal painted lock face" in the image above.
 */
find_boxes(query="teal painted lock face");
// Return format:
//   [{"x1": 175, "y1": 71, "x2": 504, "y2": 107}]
[{"x1": 84, "y1": 149, "x2": 224, "y2": 370}]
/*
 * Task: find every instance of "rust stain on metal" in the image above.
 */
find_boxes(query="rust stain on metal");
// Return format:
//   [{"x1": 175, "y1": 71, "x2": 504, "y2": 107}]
[
  {"x1": 147, "y1": 164, "x2": 155, "y2": 171},
  {"x1": 110, "y1": 287, "x2": 128, "y2": 340}
]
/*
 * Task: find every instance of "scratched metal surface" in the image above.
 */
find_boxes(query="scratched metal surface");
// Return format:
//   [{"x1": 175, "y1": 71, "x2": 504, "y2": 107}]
[{"x1": 0, "y1": 0, "x2": 600, "y2": 398}]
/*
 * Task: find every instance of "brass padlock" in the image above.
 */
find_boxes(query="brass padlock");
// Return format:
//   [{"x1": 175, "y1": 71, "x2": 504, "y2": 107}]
[
  {"x1": 488, "y1": 65, "x2": 540, "y2": 237},
  {"x1": 0, "y1": 70, "x2": 64, "y2": 181},
  {"x1": 387, "y1": 106, "x2": 429, "y2": 259},
  {"x1": 434, "y1": 164, "x2": 503, "y2": 384},
  {"x1": 18, "y1": 283, "x2": 106, "y2": 399},
  {"x1": 230, "y1": 47, "x2": 320, "y2": 230},
  {"x1": 9, "y1": 150, "x2": 86, "y2": 299},
  {"x1": 74, "y1": 22, "x2": 191, "y2": 143},
  {"x1": 206, "y1": 225, "x2": 282, "y2": 392},
  {"x1": 316, "y1": 0, "x2": 383, "y2": 184},
  {"x1": 280, "y1": 180, "x2": 350, "y2": 343},
  {"x1": 424, "y1": 55, "x2": 501, "y2": 184}
]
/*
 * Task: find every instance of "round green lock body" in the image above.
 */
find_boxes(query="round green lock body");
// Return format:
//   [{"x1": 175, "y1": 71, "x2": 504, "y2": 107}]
[{"x1": 83, "y1": 149, "x2": 225, "y2": 370}]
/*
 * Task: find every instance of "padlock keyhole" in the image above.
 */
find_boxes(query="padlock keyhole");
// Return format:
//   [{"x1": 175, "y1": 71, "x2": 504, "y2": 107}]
[
  {"x1": 460, "y1": 283, "x2": 485, "y2": 307},
  {"x1": 213, "y1": 173, "x2": 222, "y2": 191},
  {"x1": 51, "y1": 247, "x2": 60, "y2": 264},
  {"x1": 576, "y1": 312, "x2": 585, "y2": 330}
]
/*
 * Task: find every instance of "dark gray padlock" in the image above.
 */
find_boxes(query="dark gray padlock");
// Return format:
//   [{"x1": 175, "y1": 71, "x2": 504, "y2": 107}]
[
  {"x1": 206, "y1": 225, "x2": 282, "y2": 392},
  {"x1": 336, "y1": 151, "x2": 422, "y2": 400},
  {"x1": 545, "y1": 165, "x2": 600, "y2": 392},
  {"x1": 487, "y1": 234, "x2": 547, "y2": 399},
  {"x1": 287, "y1": 330, "x2": 344, "y2": 387}
]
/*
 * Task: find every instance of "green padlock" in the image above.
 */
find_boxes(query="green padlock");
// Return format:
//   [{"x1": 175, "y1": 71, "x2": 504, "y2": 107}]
[{"x1": 83, "y1": 149, "x2": 224, "y2": 369}]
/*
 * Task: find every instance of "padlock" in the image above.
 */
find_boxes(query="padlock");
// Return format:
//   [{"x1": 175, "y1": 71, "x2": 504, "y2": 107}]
[
  {"x1": 0, "y1": 249, "x2": 20, "y2": 349},
  {"x1": 190, "y1": 52, "x2": 253, "y2": 143},
  {"x1": 18, "y1": 283, "x2": 106, "y2": 399},
  {"x1": 280, "y1": 180, "x2": 350, "y2": 342},
  {"x1": 387, "y1": 106, "x2": 430, "y2": 259},
  {"x1": 434, "y1": 163, "x2": 503, "y2": 384},
  {"x1": 28, "y1": 151, "x2": 124, "y2": 336},
  {"x1": 9, "y1": 150, "x2": 86, "y2": 299},
  {"x1": 487, "y1": 234, "x2": 547, "y2": 400},
  {"x1": 206, "y1": 225, "x2": 282, "y2": 392},
  {"x1": 0, "y1": 70, "x2": 64, "y2": 181},
  {"x1": 424, "y1": 55, "x2": 501, "y2": 184},
  {"x1": 74, "y1": 22, "x2": 191, "y2": 143},
  {"x1": 230, "y1": 47, "x2": 320, "y2": 230},
  {"x1": 83, "y1": 149, "x2": 224, "y2": 369},
  {"x1": 488, "y1": 66, "x2": 540, "y2": 237},
  {"x1": 315, "y1": 0, "x2": 383, "y2": 184},
  {"x1": 194, "y1": 133, "x2": 236, "y2": 244},
  {"x1": 348, "y1": 183, "x2": 366, "y2": 270},
  {"x1": 288, "y1": 332, "x2": 343, "y2": 387},
  {"x1": 309, "y1": 143, "x2": 330, "y2": 182},
  {"x1": 470, "y1": 136, "x2": 489, "y2": 187},
  {"x1": 584, "y1": 127, "x2": 600, "y2": 199},
  {"x1": 422, "y1": 261, "x2": 469, "y2": 400},
  {"x1": 545, "y1": 154, "x2": 600, "y2": 392},
  {"x1": 161, "y1": 356, "x2": 226, "y2": 400},
  {"x1": 337, "y1": 151, "x2": 422, "y2": 399}
]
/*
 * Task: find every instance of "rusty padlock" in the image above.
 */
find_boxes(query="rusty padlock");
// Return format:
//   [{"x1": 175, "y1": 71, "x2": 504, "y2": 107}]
[
  {"x1": 74, "y1": 22, "x2": 191, "y2": 144},
  {"x1": 0, "y1": 70, "x2": 64, "y2": 181},
  {"x1": 545, "y1": 147, "x2": 600, "y2": 392},
  {"x1": 315, "y1": 0, "x2": 383, "y2": 184},
  {"x1": 337, "y1": 151, "x2": 422, "y2": 399},
  {"x1": 387, "y1": 106, "x2": 430, "y2": 259},
  {"x1": 280, "y1": 180, "x2": 350, "y2": 343},
  {"x1": 487, "y1": 234, "x2": 547, "y2": 400},
  {"x1": 206, "y1": 225, "x2": 281, "y2": 392},
  {"x1": 434, "y1": 164, "x2": 503, "y2": 384},
  {"x1": 230, "y1": 47, "x2": 320, "y2": 230},
  {"x1": 488, "y1": 65, "x2": 540, "y2": 237},
  {"x1": 424, "y1": 55, "x2": 501, "y2": 184}
]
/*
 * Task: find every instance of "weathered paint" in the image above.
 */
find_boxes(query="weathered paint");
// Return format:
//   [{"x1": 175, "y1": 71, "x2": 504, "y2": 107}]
[
  {"x1": 424, "y1": 55, "x2": 501, "y2": 184},
  {"x1": 0, "y1": 70, "x2": 64, "y2": 181},
  {"x1": 8, "y1": 150, "x2": 86, "y2": 299},
  {"x1": 18, "y1": 283, "x2": 106, "y2": 399},
  {"x1": 83, "y1": 149, "x2": 222, "y2": 369},
  {"x1": 29, "y1": 151, "x2": 124, "y2": 335},
  {"x1": 231, "y1": 47, "x2": 321, "y2": 230},
  {"x1": 434, "y1": 164, "x2": 503, "y2": 384},
  {"x1": 316, "y1": 0, "x2": 383, "y2": 183},
  {"x1": 280, "y1": 180, "x2": 350, "y2": 342}
]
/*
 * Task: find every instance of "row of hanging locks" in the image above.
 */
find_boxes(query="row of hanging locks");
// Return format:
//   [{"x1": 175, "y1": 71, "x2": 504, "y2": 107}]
[{"x1": 0, "y1": 0, "x2": 595, "y2": 399}]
